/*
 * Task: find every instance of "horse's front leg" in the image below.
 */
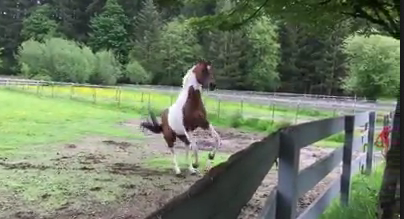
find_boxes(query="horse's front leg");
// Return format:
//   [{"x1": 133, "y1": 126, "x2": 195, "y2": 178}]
[{"x1": 206, "y1": 124, "x2": 221, "y2": 171}]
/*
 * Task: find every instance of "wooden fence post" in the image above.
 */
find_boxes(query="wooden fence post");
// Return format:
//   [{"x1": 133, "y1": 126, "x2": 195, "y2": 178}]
[
  {"x1": 276, "y1": 130, "x2": 300, "y2": 219},
  {"x1": 341, "y1": 115, "x2": 355, "y2": 205},
  {"x1": 366, "y1": 112, "x2": 376, "y2": 175}
]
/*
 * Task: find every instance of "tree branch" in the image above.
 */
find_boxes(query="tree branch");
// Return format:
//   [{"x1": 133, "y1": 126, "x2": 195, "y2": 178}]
[
  {"x1": 227, "y1": 0, "x2": 269, "y2": 29},
  {"x1": 373, "y1": 0, "x2": 400, "y2": 34}
]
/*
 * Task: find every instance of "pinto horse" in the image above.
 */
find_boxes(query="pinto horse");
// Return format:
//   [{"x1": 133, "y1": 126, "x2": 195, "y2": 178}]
[{"x1": 140, "y1": 60, "x2": 221, "y2": 176}]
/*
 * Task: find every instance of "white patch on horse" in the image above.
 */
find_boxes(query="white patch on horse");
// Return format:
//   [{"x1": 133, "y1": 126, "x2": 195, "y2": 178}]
[{"x1": 167, "y1": 65, "x2": 202, "y2": 135}]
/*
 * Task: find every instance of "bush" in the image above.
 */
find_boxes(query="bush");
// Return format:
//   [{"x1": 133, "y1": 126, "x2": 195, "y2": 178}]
[
  {"x1": 229, "y1": 112, "x2": 244, "y2": 128},
  {"x1": 125, "y1": 59, "x2": 151, "y2": 84},
  {"x1": 89, "y1": 50, "x2": 122, "y2": 85},
  {"x1": 18, "y1": 37, "x2": 95, "y2": 83},
  {"x1": 342, "y1": 34, "x2": 400, "y2": 100}
]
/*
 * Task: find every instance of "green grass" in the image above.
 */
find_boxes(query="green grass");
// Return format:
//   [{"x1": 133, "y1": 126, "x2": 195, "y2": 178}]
[
  {"x1": 0, "y1": 89, "x2": 140, "y2": 157},
  {"x1": 0, "y1": 89, "x2": 152, "y2": 215},
  {"x1": 8, "y1": 84, "x2": 334, "y2": 123},
  {"x1": 144, "y1": 151, "x2": 230, "y2": 170},
  {"x1": 320, "y1": 163, "x2": 385, "y2": 219}
]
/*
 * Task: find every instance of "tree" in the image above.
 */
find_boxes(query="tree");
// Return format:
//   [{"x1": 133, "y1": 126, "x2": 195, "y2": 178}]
[
  {"x1": 18, "y1": 37, "x2": 95, "y2": 83},
  {"x1": 342, "y1": 34, "x2": 400, "y2": 100},
  {"x1": 90, "y1": 50, "x2": 122, "y2": 85},
  {"x1": 21, "y1": 4, "x2": 59, "y2": 42},
  {"x1": 125, "y1": 59, "x2": 151, "y2": 84},
  {"x1": 0, "y1": 0, "x2": 39, "y2": 75},
  {"x1": 88, "y1": 0, "x2": 130, "y2": 64},
  {"x1": 157, "y1": 18, "x2": 202, "y2": 85},
  {"x1": 244, "y1": 16, "x2": 280, "y2": 91},
  {"x1": 131, "y1": 0, "x2": 163, "y2": 83},
  {"x1": 184, "y1": 1, "x2": 400, "y2": 218}
]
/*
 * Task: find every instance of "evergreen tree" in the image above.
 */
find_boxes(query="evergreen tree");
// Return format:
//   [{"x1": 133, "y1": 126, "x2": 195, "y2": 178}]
[
  {"x1": 131, "y1": 0, "x2": 163, "y2": 83},
  {"x1": 245, "y1": 16, "x2": 280, "y2": 91},
  {"x1": 204, "y1": 0, "x2": 248, "y2": 90},
  {"x1": 277, "y1": 23, "x2": 299, "y2": 92},
  {"x1": 88, "y1": 0, "x2": 130, "y2": 64},
  {"x1": 21, "y1": 4, "x2": 59, "y2": 42},
  {"x1": 157, "y1": 18, "x2": 202, "y2": 85}
]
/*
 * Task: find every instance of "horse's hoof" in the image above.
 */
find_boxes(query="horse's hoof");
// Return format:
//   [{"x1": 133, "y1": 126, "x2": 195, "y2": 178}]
[{"x1": 175, "y1": 173, "x2": 185, "y2": 178}]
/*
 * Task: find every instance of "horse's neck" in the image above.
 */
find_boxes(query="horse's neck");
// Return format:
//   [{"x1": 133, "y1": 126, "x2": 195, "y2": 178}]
[{"x1": 172, "y1": 71, "x2": 202, "y2": 109}]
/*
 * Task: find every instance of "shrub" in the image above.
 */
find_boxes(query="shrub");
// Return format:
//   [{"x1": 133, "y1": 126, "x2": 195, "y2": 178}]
[
  {"x1": 125, "y1": 59, "x2": 151, "y2": 84},
  {"x1": 229, "y1": 112, "x2": 244, "y2": 128},
  {"x1": 90, "y1": 50, "x2": 122, "y2": 85},
  {"x1": 18, "y1": 37, "x2": 95, "y2": 83},
  {"x1": 274, "y1": 120, "x2": 292, "y2": 129}
]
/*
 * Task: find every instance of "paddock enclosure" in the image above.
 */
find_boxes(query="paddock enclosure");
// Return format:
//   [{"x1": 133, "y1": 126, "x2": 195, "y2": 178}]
[{"x1": 0, "y1": 80, "x2": 388, "y2": 219}]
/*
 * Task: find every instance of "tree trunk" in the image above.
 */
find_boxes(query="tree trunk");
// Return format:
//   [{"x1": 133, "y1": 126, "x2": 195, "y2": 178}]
[{"x1": 378, "y1": 90, "x2": 400, "y2": 219}]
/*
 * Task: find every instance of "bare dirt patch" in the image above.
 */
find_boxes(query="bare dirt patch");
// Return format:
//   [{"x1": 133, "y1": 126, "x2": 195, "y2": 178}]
[{"x1": 1, "y1": 119, "x2": 346, "y2": 219}]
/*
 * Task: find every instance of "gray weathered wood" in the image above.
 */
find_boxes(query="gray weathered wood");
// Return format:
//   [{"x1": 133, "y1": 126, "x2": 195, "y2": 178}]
[
  {"x1": 276, "y1": 130, "x2": 301, "y2": 219},
  {"x1": 297, "y1": 147, "x2": 343, "y2": 198},
  {"x1": 341, "y1": 115, "x2": 355, "y2": 205},
  {"x1": 258, "y1": 188, "x2": 277, "y2": 219},
  {"x1": 283, "y1": 116, "x2": 345, "y2": 149},
  {"x1": 366, "y1": 112, "x2": 376, "y2": 175},
  {"x1": 354, "y1": 111, "x2": 369, "y2": 127},
  {"x1": 296, "y1": 178, "x2": 341, "y2": 219},
  {"x1": 145, "y1": 132, "x2": 280, "y2": 219}
]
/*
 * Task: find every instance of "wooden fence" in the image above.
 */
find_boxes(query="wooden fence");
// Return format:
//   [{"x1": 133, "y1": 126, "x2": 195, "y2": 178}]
[{"x1": 144, "y1": 111, "x2": 381, "y2": 219}]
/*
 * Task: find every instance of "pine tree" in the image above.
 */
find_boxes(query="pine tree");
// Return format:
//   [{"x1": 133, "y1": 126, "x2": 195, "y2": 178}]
[
  {"x1": 21, "y1": 4, "x2": 59, "y2": 42},
  {"x1": 277, "y1": 22, "x2": 299, "y2": 92},
  {"x1": 245, "y1": 16, "x2": 280, "y2": 91},
  {"x1": 131, "y1": 0, "x2": 163, "y2": 83},
  {"x1": 157, "y1": 18, "x2": 202, "y2": 85},
  {"x1": 203, "y1": 0, "x2": 248, "y2": 90},
  {"x1": 88, "y1": 0, "x2": 130, "y2": 64}
]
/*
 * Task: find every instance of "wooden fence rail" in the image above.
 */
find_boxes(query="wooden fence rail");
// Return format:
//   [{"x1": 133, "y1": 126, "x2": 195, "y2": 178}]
[{"x1": 145, "y1": 111, "x2": 382, "y2": 219}]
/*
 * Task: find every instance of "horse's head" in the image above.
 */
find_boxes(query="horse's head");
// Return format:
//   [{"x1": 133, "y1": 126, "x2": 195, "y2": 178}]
[{"x1": 193, "y1": 60, "x2": 216, "y2": 91}]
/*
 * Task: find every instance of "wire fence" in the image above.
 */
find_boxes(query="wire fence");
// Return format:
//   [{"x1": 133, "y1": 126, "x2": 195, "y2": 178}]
[{"x1": 0, "y1": 78, "x2": 393, "y2": 125}]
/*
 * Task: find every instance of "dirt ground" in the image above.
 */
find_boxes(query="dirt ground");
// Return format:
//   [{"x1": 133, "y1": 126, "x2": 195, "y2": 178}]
[{"x1": 0, "y1": 119, "x2": 349, "y2": 219}]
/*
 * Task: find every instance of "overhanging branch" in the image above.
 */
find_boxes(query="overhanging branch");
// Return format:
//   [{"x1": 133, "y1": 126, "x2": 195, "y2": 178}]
[{"x1": 226, "y1": 0, "x2": 269, "y2": 29}]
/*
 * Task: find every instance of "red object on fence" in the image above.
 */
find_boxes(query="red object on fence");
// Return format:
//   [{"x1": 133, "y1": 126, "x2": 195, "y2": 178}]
[{"x1": 375, "y1": 125, "x2": 391, "y2": 156}]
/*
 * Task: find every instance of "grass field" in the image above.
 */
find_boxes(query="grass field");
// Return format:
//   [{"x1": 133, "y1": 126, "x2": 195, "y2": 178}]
[
  {"x1": 8, "y1": 84, "x2": 335, "y2": 123},
  {"x1": 0, "y1": 89, "x2": 233, "y2": 218},
  {"x1": 0, "y1": 88, "x2": 385, "y2": 218},
  {"x1": 320, "y1": 163, "x2": 385, "y2": 219}
]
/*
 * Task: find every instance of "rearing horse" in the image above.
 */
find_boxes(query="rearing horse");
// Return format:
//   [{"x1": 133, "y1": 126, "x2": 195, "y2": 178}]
[{"x1": 140, "y1": 60, "x2": 221, "y2": 176}]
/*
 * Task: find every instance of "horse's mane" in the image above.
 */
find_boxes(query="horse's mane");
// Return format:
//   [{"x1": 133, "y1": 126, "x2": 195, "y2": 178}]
[{"x1": 181, "y1": 65, "x2": 195, "y2": 88}]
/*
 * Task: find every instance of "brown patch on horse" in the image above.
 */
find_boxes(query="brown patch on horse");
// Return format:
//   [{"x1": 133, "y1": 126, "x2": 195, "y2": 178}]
[{"x1": 182, "y1": 86, "x2": 209, "y2": 132}]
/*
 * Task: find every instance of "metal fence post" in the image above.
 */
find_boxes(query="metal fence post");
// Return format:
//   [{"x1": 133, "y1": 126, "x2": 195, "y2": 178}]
[
  {"x1": 341, "y1": 115, "x2": 355, "y2": 205},
  {"x1": 240, "y1": 99, "x2": 244, "y2": 115},
  {"x1": 366, "y1": 111, "x2": 376, "y2": 175},
  {"x1": 217, "y1": 99, "x2": 221, "y2": 119},
  {"x1": 276, "y1": 130, "x2": 300, "y2": 219},
  {"x1": 93, "y1": 87, "x2": 97, "y2": 104},
  {"x1": 295, "y1": 103, "x2": 300, "y2": 124}
]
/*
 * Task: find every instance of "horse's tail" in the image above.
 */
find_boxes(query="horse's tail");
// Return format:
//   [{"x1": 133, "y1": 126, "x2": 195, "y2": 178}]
[{"x1": 140, "y1": 110, "x2": 162, "y2": 134}]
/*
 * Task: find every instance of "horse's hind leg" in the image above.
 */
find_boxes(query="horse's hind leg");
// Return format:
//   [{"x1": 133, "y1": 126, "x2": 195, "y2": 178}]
[
  {"x1": 163, "y1": 132, "x2": 181, "y2": 175},
  {"x1": 206, "y1": 124, "x2": 221, "y2": 171}
]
